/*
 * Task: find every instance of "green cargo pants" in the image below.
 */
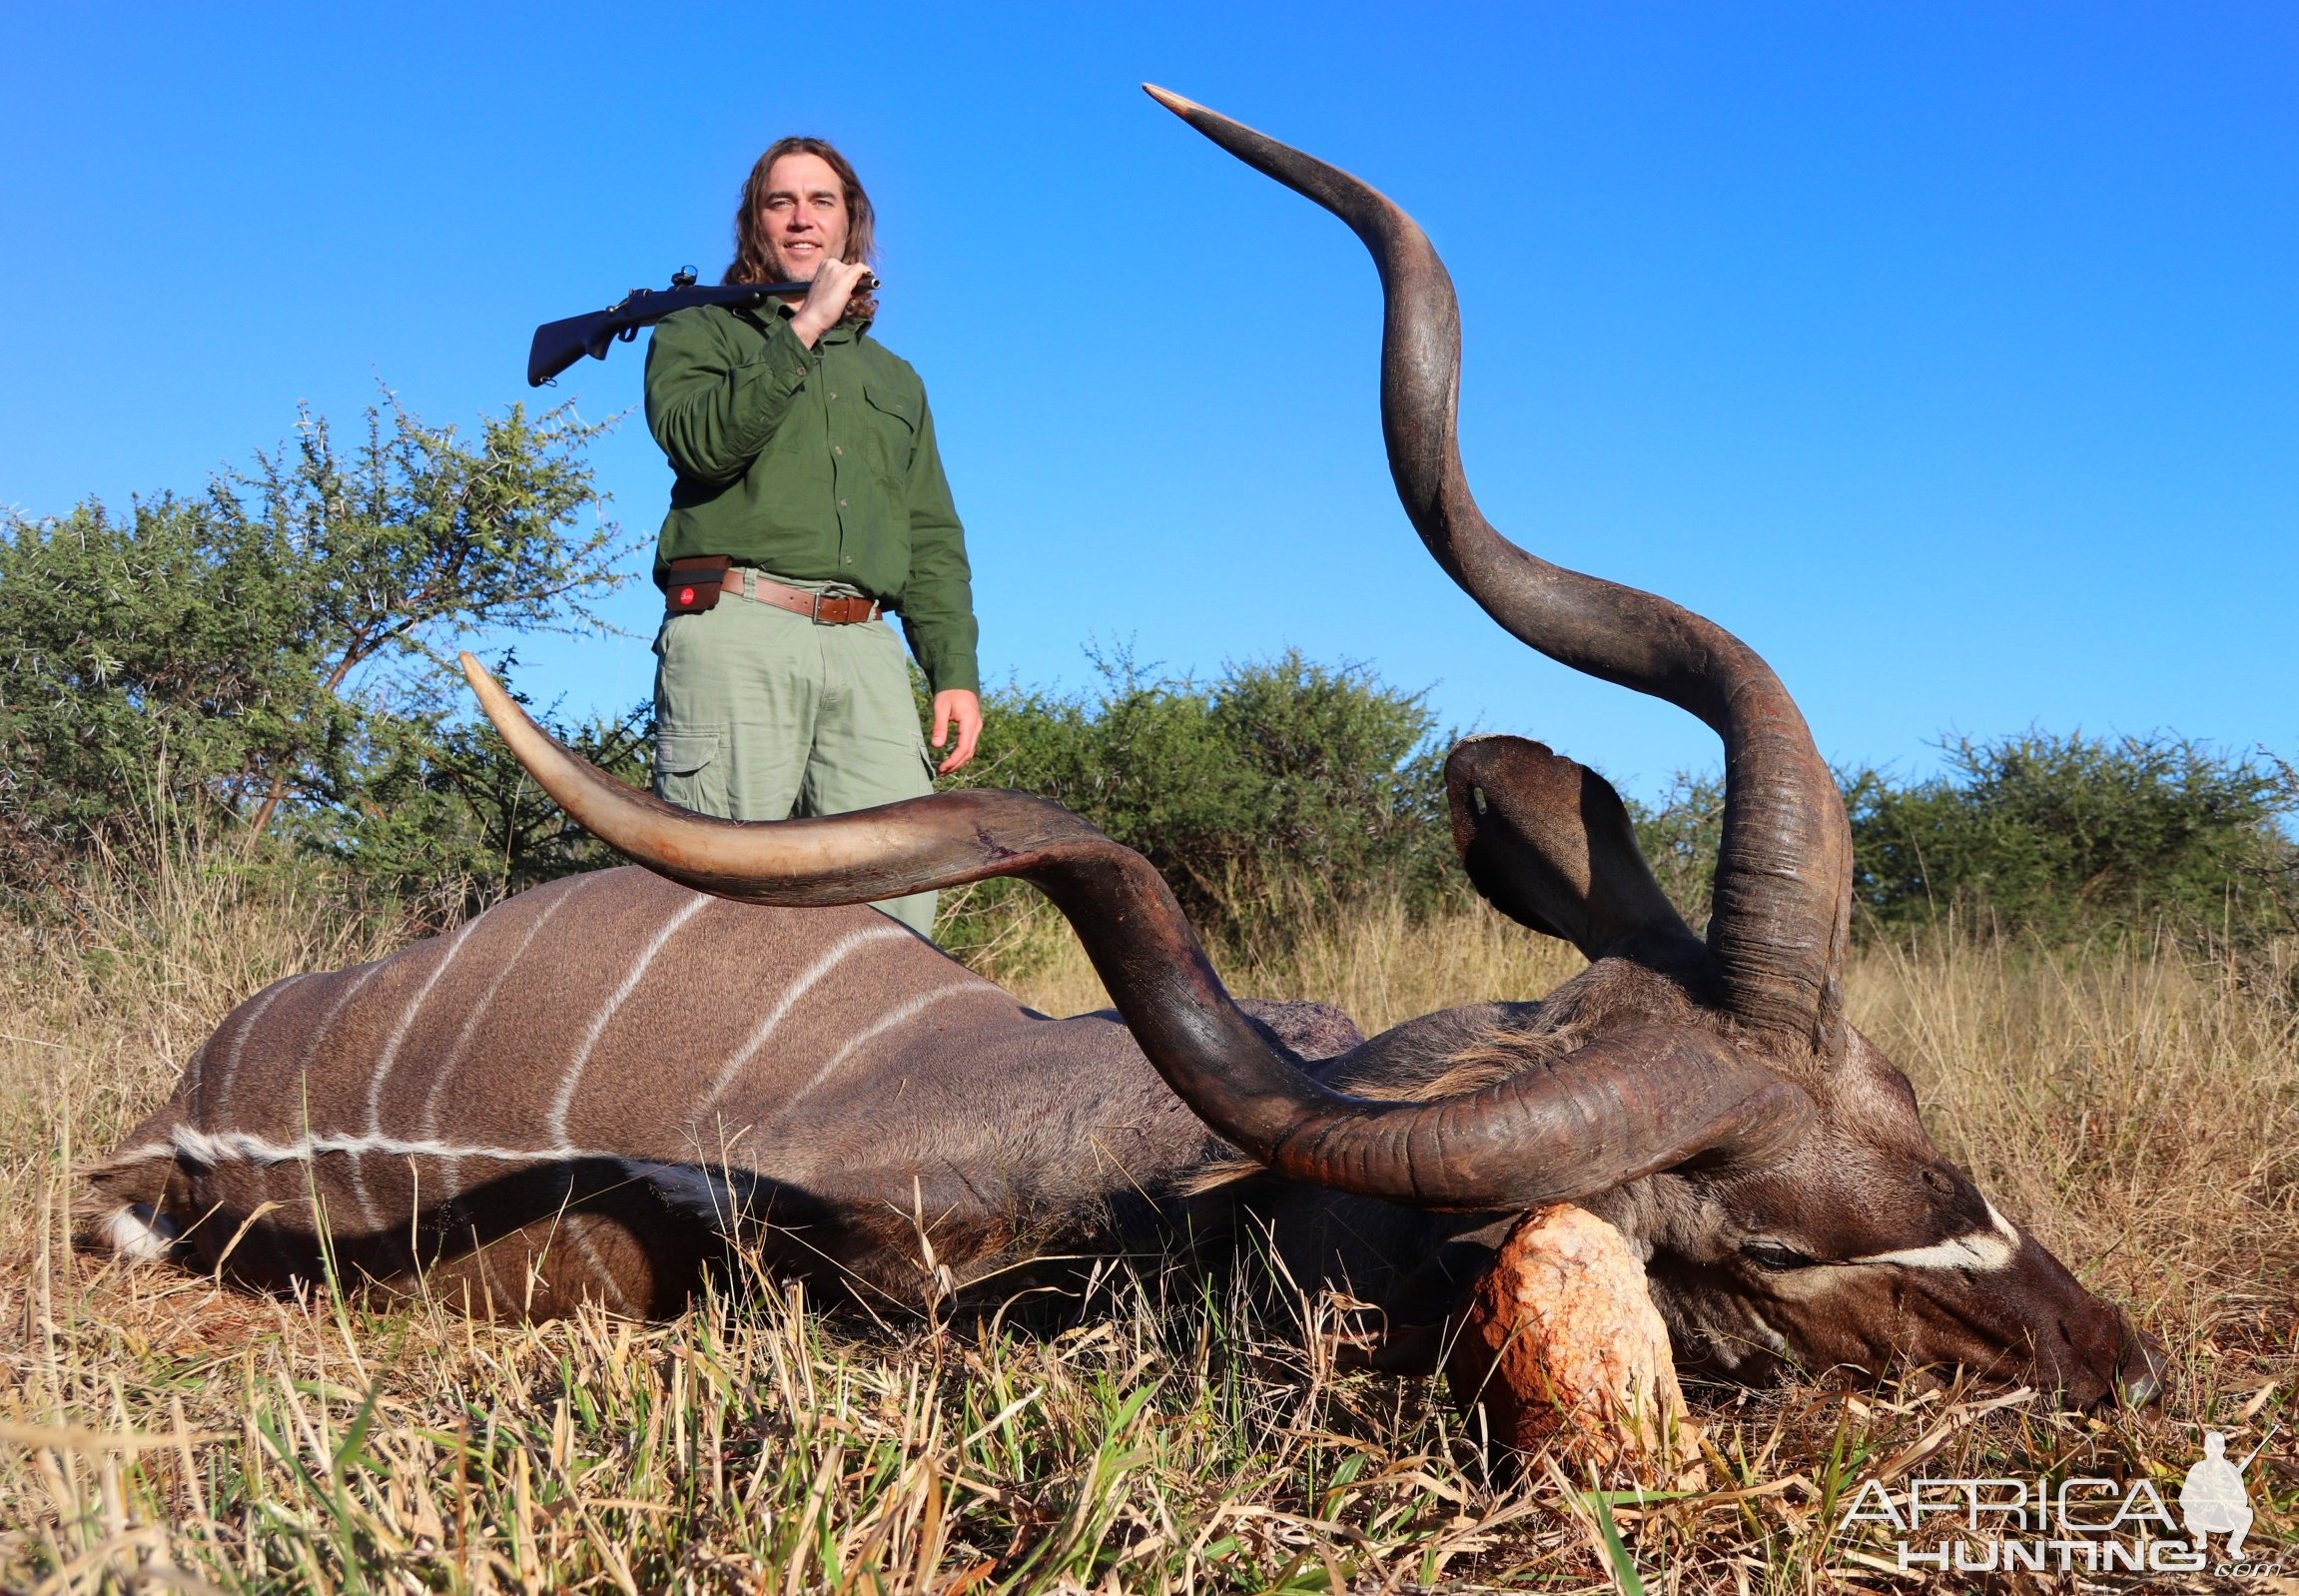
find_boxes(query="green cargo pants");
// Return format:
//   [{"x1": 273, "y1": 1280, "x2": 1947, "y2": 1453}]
[{"x1": 651, "y1": 585, "x2": 938, "y2": 937}]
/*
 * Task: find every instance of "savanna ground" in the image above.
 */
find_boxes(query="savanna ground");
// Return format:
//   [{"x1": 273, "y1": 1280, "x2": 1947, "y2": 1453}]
[{"x1": 2, "y1": 845, "x2": 2293, "y2": 1594}]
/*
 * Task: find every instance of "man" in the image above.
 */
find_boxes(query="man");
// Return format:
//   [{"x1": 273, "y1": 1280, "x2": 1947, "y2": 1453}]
[{"x1": 644, "y1": 137, "x2": 981, "y2": 939}]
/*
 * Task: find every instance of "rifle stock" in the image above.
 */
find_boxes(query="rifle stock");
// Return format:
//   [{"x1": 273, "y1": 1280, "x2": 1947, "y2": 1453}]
[
  {"x1": 526, "y1": 312, "x2": 626, "y2": 388},
  {"x1": 526, "y1": 273, "x2": 878, "y2": 387}
]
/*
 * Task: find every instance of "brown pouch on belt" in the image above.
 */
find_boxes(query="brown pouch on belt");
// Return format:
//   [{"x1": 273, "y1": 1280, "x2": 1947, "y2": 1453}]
[{"x1": 663, "y1": 554, "x2": 732, "y2": 614}]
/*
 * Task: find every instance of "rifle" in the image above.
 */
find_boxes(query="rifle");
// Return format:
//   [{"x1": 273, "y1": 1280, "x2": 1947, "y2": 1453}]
[{"x1": 526, "y1": 268, "x2": 881, "y2": 387}]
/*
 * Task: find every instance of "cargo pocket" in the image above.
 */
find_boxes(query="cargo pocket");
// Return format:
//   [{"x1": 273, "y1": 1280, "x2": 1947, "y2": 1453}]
[{"x1": 653, "y1": 730, "x2": 725, "y2": 815}]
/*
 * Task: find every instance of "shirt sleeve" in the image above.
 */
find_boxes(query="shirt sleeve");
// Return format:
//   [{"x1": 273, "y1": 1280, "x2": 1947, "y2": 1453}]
[
  {"x1": 895, "y1": 394, "x2": 981, "y2": 696},
  {"x1": 644, "y1": 309, "x2": 820, "y2": 485}
]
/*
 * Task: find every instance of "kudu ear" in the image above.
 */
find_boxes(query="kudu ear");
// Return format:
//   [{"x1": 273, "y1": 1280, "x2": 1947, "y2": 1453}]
[{"x1": 1445, "y1": 736, "x2": 1695, "y2": 962}]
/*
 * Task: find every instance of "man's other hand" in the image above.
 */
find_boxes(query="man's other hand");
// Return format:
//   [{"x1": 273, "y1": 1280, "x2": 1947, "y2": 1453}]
[
  {"x1": 790, "y1": 259, "x2": 875, "y2": 347},
  {"x1": 930, "y1": 689, "x2": 983, "y2": 775}
]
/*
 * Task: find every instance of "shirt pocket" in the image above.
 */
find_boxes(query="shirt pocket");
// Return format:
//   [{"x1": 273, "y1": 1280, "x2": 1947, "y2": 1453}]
[{"x1": 861, "y1": 384, "x2": 919, "y2": 489}]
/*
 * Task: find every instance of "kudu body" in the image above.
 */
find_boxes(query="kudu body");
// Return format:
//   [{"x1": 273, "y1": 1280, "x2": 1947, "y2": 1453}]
[{"x1": 88, "y1": 91, "x2": 2158, "y2": 1406}]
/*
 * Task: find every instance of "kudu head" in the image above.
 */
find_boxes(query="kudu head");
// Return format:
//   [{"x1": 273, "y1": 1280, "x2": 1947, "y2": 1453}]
[
  {"x1": 1445, "y1": 733, "x2": 2160, "y2": 1404},
  {"x1": 460, "y1": 89, "x2": 2161, "y2": 1408}
]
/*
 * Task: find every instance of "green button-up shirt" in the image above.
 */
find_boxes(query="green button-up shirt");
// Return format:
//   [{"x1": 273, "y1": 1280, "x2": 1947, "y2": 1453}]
[{"x1": 644, "y1": 300, "x2": 980, "y2": 694}]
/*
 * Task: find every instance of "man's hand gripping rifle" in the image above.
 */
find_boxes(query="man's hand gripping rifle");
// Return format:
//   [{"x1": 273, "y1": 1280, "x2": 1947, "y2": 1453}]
[{"x1": 527, "y1": 268, "x2": 881, "y2": 387}]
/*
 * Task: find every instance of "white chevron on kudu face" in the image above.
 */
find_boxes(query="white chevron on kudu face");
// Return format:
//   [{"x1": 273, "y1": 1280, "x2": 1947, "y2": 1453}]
[{"x1": 1851, "y1": 1202, "x2": 2022, "y2": 1272}]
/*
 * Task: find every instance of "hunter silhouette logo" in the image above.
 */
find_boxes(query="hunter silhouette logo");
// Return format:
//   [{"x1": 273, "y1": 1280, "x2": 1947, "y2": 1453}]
[
  {"x1": 2181, "y1": 1431, "x2": 2258, "y2": 1558},
  {"x1": 1837, "y1": 1431, "x2": 2282, "y2": 1577}
]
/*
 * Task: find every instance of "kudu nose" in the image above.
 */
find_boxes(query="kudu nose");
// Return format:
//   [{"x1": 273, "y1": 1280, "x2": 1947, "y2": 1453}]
[
  {"x1": 2060, "y1": 1308, "x2": 2169, "y2": 1410},
  {"x1": 2113, "y1": 1325, "x2": 2172, "y2": 1410}
]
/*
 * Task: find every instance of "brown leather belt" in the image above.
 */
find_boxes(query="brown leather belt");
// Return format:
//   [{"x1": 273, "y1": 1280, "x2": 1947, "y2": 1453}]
[{"x1": 724, "y1": 567, "x2": 882, "y2": 624}]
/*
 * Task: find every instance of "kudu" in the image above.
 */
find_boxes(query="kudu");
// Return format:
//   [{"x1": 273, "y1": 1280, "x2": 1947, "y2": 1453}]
[{"x1": 87, "y1": 89, "x2": 2161, "y2": 1409}]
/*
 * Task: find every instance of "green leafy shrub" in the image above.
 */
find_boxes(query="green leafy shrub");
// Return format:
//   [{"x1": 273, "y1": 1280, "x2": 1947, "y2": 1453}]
[
  {"x1": 7, "y1": 403, "x2": 2288, "y2": 963},
  {"x1": 934, "y1": 650, "x2": 1459, "y2": 956},
  {"x1": 0, "y1": 397, "x2": 633, "y2": 915},
  {"x1": 324, "y1": 670, "x2": 653, "y2": 918},
  {"x1": 1847, "y1": 731, "x2": 2297, "y2": 944},
  {"x1": 1620, "y1": 735, "x2": 2296, "y2": 949}
]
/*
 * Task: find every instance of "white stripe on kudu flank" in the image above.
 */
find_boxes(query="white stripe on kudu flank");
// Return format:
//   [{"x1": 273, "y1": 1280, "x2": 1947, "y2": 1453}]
[
  {"x1": 303, "y1": 961, "x2": 387, "y2": 1077},
  {"x1": 546, "y1": 893, "x2": 712, "y2": 1143},
  {"x1": 781, "y1": 982, "x2": 983, "y2": 1113},
  {"x1": 201, "y1": 973, "x2": 313, "y2": 1129},
  {"x1": 365, "y1": 916, "x2": 482, "y2": 1135},
  {"x1": 160, "y1": 1127, "x2": 745, "y2": 1281},
  {"x1": 169, "y1": 1125, "x2": 600, "y2": 1169},
  {"x1": 418, "y1": 884, "x2": 577, "y2": 1140},
  {"x1": 180, "y1": 1041, "x2": 216, "y2": 1123},
  {"x1": 1853, "y1": 1202, "x2": 2022, "y2": 1272},
  {"x1": 288, "y1": 960, "x2": 387, "y2": 1225},
  {"x1": 689, "y1": 922, "x2": 912, "y2": 1128},
  {"x1": 568, "y1": 1224, "x2": 631, "y2": 1312}
]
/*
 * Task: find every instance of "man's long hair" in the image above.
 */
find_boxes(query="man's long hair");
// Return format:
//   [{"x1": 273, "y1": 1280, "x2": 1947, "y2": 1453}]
[{"x1": 725, "y1": 136, "x2": 878, "y2": 324}]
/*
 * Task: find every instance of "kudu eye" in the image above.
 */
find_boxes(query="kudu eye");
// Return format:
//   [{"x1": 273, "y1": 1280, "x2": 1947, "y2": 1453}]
[{"x1": 1741, "y1": 1237, "x2": 1819, "y2": 1270}]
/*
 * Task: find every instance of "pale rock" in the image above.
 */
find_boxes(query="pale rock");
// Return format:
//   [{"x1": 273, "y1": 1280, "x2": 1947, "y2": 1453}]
[{"x1": 1446, "y1": 1203, "x2": 1698, "y2": 1471}]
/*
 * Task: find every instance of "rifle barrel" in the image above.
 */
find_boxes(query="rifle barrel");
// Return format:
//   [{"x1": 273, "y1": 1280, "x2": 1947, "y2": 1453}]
[{"x1": 526, "y1": 275, "x2": 882, "y2": 387}]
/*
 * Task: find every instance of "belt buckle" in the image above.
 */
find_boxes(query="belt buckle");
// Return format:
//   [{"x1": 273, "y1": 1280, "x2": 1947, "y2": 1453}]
[{"x1": 809, "y1": 590, "x2": 827, "y2": 623}]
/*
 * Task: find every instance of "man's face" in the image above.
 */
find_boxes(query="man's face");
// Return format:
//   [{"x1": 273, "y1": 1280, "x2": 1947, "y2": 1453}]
[{"x1": 758, "y1": 153, "x2": 850, "y2": 283}]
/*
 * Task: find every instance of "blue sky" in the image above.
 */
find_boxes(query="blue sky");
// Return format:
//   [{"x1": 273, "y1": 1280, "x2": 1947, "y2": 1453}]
[{"x1": 5, "y1": 3, "x2": 2293, "y2": 799}]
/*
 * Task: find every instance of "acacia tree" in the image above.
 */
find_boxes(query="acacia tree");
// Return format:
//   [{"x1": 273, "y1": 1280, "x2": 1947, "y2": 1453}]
[
  {"x1": 0, "y1": 395, "x2": 635, "y2": 888},
  {"x1": 335, "y1": 662, "x2": 654, "y2": 909},
  {"x1": 233, "y1": 399, "x2": 632, "y2": 834}
]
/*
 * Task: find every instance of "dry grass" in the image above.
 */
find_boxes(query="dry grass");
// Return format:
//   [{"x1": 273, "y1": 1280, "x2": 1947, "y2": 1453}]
[{"x1": 2, "y1": 850, "x2": 2294, "y2": 1592}]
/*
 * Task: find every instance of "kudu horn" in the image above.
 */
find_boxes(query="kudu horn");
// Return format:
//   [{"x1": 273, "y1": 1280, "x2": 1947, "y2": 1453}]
[
  {"x1": 462, "y1": 657, "x2": 1812, "y2": 1208},
  {"x1": 1140, "y1": 85, "x2": 1855, "y2": 1062}
]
